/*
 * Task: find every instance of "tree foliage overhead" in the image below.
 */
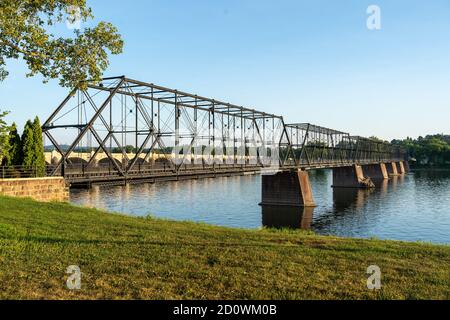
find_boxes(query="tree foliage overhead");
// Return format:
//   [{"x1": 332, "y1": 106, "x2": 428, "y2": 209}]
[{"x1": 0, "y1": 0, "x2": 123, "y2": 89}]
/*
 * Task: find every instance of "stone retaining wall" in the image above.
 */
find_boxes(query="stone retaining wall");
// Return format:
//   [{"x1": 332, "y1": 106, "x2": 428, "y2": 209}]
[{"x1": 0, "y1": 177, "x2": 68, "y2": 202}]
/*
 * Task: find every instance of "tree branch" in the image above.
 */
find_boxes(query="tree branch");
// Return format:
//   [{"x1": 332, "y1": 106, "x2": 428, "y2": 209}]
[{"x1": 0, "y1": 39, "x2": 48, "y2": 59}]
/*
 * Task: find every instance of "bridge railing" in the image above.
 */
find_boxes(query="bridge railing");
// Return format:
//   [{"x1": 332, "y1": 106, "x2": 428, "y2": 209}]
[
  {"x1": 281, "y1": 124, "x2": 406, "y2": 167},
  {"x1": 0, "y1": 165, "x2": 51, "y2": 179}
]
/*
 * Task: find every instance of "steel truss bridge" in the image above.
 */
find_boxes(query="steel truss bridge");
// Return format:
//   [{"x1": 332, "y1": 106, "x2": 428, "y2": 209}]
[{"x1": 42, "y1": 76, "x2": 405, "y2": 186}]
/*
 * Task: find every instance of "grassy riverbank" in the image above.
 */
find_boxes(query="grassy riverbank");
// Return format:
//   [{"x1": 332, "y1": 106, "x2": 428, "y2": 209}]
[{"x1": 0, "y1": 196, "x2": 449, "y2": 300}]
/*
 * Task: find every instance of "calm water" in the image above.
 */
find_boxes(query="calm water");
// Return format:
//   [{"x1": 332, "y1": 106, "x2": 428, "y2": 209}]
[{"x1": 70, "y1": 170, "x2": 450, "y2": 244}]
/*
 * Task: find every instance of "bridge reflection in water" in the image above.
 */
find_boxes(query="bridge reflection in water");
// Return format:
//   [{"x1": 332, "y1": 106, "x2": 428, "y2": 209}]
[
  {"x1": 261, "y1": 205, "x2": 315, "y2": 230},
  {"x1": 69, "y1": 169, "x2": 450, "y2": 243},
  {"x1": 332, "y1": 188, "x2": 374, "y2": 212},
  {"x1": 261, "y1": 175, "x2": 407, "y2": 231},
  {"x1": 260, "y1": 189, "x2": 373, "y2": 231}
]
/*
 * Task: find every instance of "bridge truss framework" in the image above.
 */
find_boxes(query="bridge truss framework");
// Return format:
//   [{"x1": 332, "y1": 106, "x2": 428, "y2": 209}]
[{"x1": 42, "y1": 76, "x2": 405, "y2": 183}]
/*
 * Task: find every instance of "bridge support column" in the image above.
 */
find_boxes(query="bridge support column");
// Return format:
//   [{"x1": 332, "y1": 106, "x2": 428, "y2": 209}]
[
  {"x1": 386, "y1": 162, "x2": 399, "y2": 176},
  {"x1": 397, "y1": 161, "x2": 406, "y2": 174},
  {"x1": 403, "y1": 161, "x2": 410, "y2": 173},
  {"x1": 332, "y1": 165, "x2": 375, "y2": 188},
  {"x1": 260, "y1": 170, "x2": 316, "y2": 207},
  {"x1": 362, "y1": 163, "x2": 388, "y2": 180}
]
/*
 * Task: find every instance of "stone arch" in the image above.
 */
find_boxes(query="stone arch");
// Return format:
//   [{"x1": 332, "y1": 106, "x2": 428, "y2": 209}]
[
  {"x1": 155, "y1": 157, "x2": 170, "y2": 164},
  {"x1": 127, "y1": 157, "x2": 151, "y2": 170},
  {"x1": 133, "y1": 158, "x2": 150, "y2": 165},
  {"x1": 67, "y1": 157, "x2": 88, "y2": 165},
  {"x1": 153, "y1": 157, "x2": 171, "y2": 168},
  {"x1": 98, "y1": 157, "x2": 122, "y2": 167}
]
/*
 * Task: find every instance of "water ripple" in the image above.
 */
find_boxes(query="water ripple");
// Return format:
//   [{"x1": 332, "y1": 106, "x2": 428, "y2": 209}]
[{"x1": 70, "y1": 170, "x2": 450, "y2": 244}]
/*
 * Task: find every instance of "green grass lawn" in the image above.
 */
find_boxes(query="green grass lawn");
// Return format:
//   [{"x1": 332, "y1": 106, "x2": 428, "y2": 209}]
[{"x1": 0, "y1": 195, "x2": 449, "y2": 300}]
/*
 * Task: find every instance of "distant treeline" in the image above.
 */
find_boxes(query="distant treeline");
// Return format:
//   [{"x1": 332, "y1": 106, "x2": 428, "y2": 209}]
[{"x1": 392, "y1": 134, "x2": 450, "y2": 167}]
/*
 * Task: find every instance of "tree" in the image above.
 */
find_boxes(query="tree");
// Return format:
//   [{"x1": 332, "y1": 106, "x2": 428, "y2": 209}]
[
  {"x1": 0, "y1": 110, "x2": 10, "y2": 164},
  {"x1": 6, "y1": 123, "x2": 22, "y2": 166},
  {"x1": 32, "y1": 117, "x2": 46, "y2": 176},
  {"x1": 369, "y1": 136, "x2": 389, "y2": 143},
  {"x1": 0, "y1": 0, "x2": 123, "y2": 89},
  {"x1": 395, "y1": 134, "x2": 450, "y2": 167},
  {"x1": 21, "y1": 120, "x2": 35, "y2": 169},
  {"x1": 124, "y1": 145, "x2": 136, "y2": 153}
]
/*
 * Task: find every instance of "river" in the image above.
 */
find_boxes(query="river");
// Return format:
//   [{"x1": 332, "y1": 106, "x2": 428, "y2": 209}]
[{"x1": 70, "y1": 169, "x2": 450, "y2": 244}]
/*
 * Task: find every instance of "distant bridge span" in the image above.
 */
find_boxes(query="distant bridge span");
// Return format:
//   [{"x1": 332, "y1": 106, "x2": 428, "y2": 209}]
[{"x1": 42, "y1": 76, "x2": 407, "y2": 206}]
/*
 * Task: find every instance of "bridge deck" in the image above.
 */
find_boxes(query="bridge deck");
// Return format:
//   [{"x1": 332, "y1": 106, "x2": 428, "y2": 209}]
[{"x1": 63, "y1": 160, "x2": 400, "y2": 187}]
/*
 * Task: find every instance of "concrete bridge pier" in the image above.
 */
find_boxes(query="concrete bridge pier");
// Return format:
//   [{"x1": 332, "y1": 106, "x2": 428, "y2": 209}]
[
  {"x1": 332, "y1": 165, "x2": 375, "y2": 188},
  {"x1": 397, "y1": 161, "x2": 406, "y2": 174},
  {"x1": 362, "y1": 163, "x2": 389, "y2": 181},
  {"x1": 260, "y1": 170, "x2": 316, "y2": 207},
  {"x1": 386, "y1": 162, "x2": 399, "y2": 176},
  {"x1": 403, "y1": 161, "x2": 410, "y2": 173}
]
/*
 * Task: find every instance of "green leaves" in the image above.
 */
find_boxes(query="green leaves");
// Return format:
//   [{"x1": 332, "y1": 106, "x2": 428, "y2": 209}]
[
  {"x1": 1, "y1": 114, "x2": 46, "y2": 175},
  {"x1": 394, "y1": 134, "x2": 450, "y2": 166},
  {"x1": 6, "y1": 123, "x2": 22, "y2": 166},
  {"x1": 0, "y1": 111, "x2": 11, "y2": 163},
  {"x1": 32, "y1": 117, "x2": 46, "y2": 176},
  {"x1": 18, "y1": 117, "x2": 45, "y2": 176},
  {"x1": 0, "y1": 0, "x2": 123, "y2": 89},
  {"x1": 46, "y1": 21, "x2": 123, "y2": 89},
  {"x1": 21, "y1": 120, "x2": 35, "y2": 169}
]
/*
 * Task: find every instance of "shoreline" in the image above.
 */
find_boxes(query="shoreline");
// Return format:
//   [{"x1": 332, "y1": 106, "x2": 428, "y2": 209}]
[
  {"x1": 69, "y1": 199, "x2": 450, "y2": 246},
  {"x1": 1, "y1": 195, "x2": 449, "y2": 300}
]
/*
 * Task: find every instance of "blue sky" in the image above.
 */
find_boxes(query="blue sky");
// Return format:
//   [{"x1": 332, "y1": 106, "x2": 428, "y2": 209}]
[{"x1": 1, "y1": 0, "x2": 449, "y2": 140}]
